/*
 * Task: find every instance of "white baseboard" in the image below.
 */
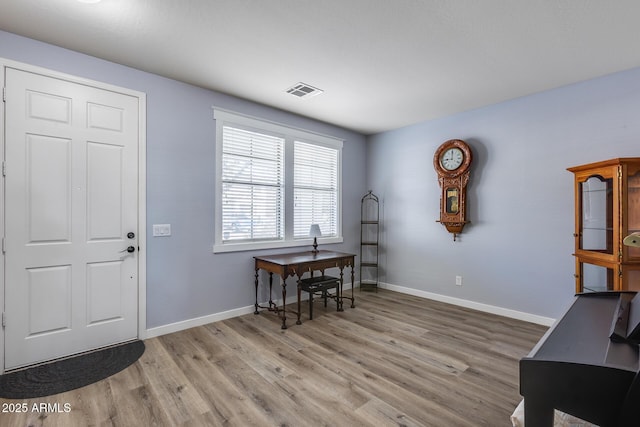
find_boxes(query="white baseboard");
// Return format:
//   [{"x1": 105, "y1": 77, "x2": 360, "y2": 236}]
[
  {"x1": 145, "y1": 281, "x2": 358, "y2": 339},
  {"x1": 378, "y1": 281, "x2": 556, "y2": 327},
  {"x1": 145, "y1": 305, "x2": 257, "y2": 339},
  {"x1": 145, "y1": 280, "x2": 553, "y2": 339}
]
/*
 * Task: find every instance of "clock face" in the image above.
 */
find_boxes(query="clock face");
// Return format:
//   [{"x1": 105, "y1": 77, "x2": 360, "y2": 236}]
[{"x1": 440, "y1": 148, "x2": 464, "y2": 171}]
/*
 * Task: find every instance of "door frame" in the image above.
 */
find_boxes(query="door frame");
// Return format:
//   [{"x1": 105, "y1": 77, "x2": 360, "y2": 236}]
[{"x1": 0, "y1": 58, "x2": 147, "y2": 374}]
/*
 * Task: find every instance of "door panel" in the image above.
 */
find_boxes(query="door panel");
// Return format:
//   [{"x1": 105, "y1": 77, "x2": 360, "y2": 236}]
[
  {"x1": 87, "y1": 142, "x2": 123, "y2": 240},
  {"x1": 26, "y1": 134, "x2": 72, "y2": 243},
  {"x1": 4, "y1": 67, "x2": 140, "y2": 370},
  {"x1": 27, "y1": 90, "x2": 71, "y2": 124},
  {"x1": 87, "y1": 261, "x2": 124, "y2": 324},
  {"x1": 87, "y1": 102, "x2": 124, "y2": 132},
  {"x1": 26, "y1": 265, "x2": 72, "y2": 336}
]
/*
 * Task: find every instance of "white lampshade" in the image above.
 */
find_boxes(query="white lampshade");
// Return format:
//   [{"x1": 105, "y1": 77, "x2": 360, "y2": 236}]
[
  {"x1": 309, "y1": 224, "x2": 322, "y2": 238},
  {"x1": 624, "y1": 232, "x2": 640, "y2": 247}
]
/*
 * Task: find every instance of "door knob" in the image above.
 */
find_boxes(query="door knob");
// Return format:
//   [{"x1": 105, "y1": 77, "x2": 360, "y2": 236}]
[{"x1": 120, "y1": 246, "x2": 136, "y2": 253}]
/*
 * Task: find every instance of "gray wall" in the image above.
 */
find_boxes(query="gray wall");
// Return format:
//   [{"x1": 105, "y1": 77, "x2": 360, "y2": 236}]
[
  {"x1": 4, "y1": 28, "x2": 640, "y2": 327},
  {"x1": 367, "y1": 66, "x2": 640, "y2": 320},
  {"x1": 0, "y1": 30, "x2": 368, "y2": 329}
]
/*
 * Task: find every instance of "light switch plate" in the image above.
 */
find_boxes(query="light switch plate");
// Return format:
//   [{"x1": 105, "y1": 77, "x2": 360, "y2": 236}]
[{"x1": 153, "y1": 224, "x2": 171, "y2": 237}]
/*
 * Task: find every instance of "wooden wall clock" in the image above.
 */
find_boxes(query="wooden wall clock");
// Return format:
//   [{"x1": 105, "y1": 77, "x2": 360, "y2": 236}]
[{"x1": 433, "y1": 139, "x2": 472, "y2": 240}]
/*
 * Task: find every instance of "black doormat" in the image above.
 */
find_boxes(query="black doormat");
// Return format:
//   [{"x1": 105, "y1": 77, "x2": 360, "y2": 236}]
[{"x1": 0, "y1": 340, "x2": 145, "y2": 399}]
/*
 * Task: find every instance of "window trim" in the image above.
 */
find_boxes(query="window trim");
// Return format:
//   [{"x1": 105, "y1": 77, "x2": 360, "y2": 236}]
[{"x1": 213, "y1": 108, "x2": 343, "y2": 253}]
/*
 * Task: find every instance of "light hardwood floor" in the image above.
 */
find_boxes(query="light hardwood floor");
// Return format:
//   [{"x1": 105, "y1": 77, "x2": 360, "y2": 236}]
[{"x1": 0, "y1": 289, "x2": 547, "y2": 426}]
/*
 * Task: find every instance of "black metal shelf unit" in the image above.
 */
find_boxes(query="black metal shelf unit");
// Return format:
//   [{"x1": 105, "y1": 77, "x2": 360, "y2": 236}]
[{"x1": 360, "y1": 191, "x2": 379, "y2": 291}]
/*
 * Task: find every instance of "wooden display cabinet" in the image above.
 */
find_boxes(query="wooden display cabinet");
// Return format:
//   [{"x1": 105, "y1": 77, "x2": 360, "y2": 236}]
[{"x1": 568, "y1": 158, "x2": 640, "y2": 293}]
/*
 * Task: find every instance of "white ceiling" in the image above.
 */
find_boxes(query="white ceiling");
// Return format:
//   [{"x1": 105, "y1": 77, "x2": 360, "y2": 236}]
[{"x1": 2, "y1": 0, "x2": 640, "y2": 135}]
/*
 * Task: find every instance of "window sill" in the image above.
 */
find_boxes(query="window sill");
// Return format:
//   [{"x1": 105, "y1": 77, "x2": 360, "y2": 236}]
[{"x1": 212, "y1": 236, "x2": 344, "y2": 254}]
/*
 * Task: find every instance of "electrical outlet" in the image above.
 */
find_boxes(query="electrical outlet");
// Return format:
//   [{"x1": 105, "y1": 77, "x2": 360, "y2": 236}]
[{"x1": 455, "y1": 275, "x2": 463, "y2": 286}]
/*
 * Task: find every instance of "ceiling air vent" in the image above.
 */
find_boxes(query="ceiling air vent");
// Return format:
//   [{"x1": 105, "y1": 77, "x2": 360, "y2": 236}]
[{"x1": 286, "y1": 82, "x2": 324, "y2": 99}]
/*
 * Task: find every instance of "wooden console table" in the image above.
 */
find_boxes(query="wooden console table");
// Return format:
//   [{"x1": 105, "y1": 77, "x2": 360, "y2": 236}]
[{"x1": 253, "y1": 250, "x2": 356, "y2": 329}]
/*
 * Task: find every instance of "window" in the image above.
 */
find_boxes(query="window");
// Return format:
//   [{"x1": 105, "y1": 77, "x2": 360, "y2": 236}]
[
  {"x1": 221, "y1": 127, "x2": 284, "y2": 242},
  {"x1": 294, "y1": 141, "x2": 338, "y2": 239},
  {"x1": 214, "y1": 109, "x2": 343, "y2": 252}
]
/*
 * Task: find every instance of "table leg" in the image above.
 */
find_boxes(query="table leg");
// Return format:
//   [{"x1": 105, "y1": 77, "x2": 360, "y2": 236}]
[
  {"x1": 268, "y1": 272, "x2": 275, "y2": 310},
  {"x1": 280, "y1": 275, "x2": 288, "y2": 329},
  {"x1": 296, "y1": 275, "x2": 302, "y2": 325},
  {"x1": 350, "y1": 265, "x2": 356, "y2": 308},
  {"x1": 254, "y1": 268, "x2": 260, "y2": 315},
  {"x1": 338, "y1": 268, "x2": 345, "y2": 311},
  {"x1": 523, "y1": 397, "x2": 554, "y2": 427}
]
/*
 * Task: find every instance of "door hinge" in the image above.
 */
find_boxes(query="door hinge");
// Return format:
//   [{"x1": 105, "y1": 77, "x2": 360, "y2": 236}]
[
  {"x1": 2, "y1": 86, "x2": 5, "y2": 102},
  {"x1": 1, "y1": 237, "x2": 4, "y2": 254},
  {"x1": 2, "y1": 161, "x2": 5, "y2": 177},
  {"x1": 2, "y1": 313, "x2": 5, "y2": 328}
]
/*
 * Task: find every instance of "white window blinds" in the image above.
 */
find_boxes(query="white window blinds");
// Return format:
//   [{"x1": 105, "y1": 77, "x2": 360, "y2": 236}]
[
  {"x1": 214, "y1": 108, "x2": 343, "y2": 253},
  {"x1": 294, "y1": 141, "x2": 338, "y2": 239},
  {"x1": 221, "y1": 126, "x2": 284, "y2": 242}
]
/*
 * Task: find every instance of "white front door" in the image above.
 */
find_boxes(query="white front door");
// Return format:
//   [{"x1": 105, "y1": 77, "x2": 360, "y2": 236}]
[{"x1": 4, "y1": 67, "x2": 140, "y2": 370}]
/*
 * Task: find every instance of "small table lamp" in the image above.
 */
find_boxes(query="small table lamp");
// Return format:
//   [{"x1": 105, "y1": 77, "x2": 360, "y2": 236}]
[{"x1": 309, "y1": 224, "x2": 322, "y2": 253}]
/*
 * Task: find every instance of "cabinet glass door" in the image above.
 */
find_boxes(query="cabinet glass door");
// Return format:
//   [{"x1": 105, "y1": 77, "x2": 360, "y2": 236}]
[
  {"x1": 580, "y1": 175, "x2": 613, "y2": 254},
  {"x1": 580, "y1": 262, "x2": 614, "y2": 292}
]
